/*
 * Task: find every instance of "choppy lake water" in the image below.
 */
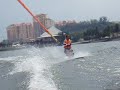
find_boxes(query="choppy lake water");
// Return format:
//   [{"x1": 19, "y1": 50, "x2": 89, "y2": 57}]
[{"x1": 0, "y1": 41, "x2": 120, "y2": 90}]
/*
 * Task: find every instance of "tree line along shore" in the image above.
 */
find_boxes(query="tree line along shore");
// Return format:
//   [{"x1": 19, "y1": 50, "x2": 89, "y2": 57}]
[{"x1": 56, "y1": 16, "x2": 120, "y2": 43}]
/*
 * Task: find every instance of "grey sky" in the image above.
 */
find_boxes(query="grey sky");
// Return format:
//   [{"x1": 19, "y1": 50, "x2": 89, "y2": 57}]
[{"x1": 0, "y1": 0, "x2": 120, "y2": 41}]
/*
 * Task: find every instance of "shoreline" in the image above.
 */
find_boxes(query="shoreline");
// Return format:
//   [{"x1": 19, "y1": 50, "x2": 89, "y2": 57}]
[
  {"x1": 72, "y1": 37, "x2": 120, "y2": 45},
  {"x1": 1, "y1": 37, "x2": 120, "y2": 51}
]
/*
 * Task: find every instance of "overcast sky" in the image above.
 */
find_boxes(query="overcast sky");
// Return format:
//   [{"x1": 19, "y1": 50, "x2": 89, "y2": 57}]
[{"x1": 0, "y1": 0, "x2": 120, "y2": 41}]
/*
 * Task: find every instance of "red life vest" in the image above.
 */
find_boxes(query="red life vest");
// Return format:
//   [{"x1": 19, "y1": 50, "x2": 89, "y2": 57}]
[{"x1": 64, "y1": 39, "x2": 71, "y2": 49}]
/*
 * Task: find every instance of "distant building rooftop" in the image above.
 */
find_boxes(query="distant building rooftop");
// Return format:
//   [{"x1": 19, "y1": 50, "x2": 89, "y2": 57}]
[{"x1": 40, "y1": 26, "x2": 62, "y2": 38}]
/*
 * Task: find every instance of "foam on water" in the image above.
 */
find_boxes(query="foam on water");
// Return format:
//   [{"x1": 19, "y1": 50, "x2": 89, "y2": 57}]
[
  {"x1": 2, "y1": 46, "x2": 91, "y2": 90},
  {"x1": 9, "y1": 46, "x2": 59, "y2": 90},
  {"x1": 0, "y1": 56, "x2": 23, "y2": 61},
  {"x1": 74, "y1": 51, "x2": 91, "y2": 58},
  {"x1": 64, "y1": 51, "x2": 91, "y2": 60},
  {"x1": 3, "y1": 41, "x2": 120, "y2": 90}
]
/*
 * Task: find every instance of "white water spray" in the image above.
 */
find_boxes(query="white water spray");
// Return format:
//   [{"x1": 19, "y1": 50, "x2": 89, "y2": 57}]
[
  {"x1": 9, "y1": 47, "x2": 59, "y2": 90},
  {"x1": 6, "y1": 46, "x2": 91, "y2": 90}
]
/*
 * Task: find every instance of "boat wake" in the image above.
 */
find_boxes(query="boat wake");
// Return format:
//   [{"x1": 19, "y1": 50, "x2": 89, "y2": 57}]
[
  {"x1": 8, "y1": 47, "x2": 58, "y2": 90},
  {"x1": 0, "y1": 46, "x2": 91, "y2": 90}
]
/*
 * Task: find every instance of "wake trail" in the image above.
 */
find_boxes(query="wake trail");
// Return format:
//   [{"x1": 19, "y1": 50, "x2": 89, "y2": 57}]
[{"x1": 3, "y1": 46, "x2": 91, "y2": 90}]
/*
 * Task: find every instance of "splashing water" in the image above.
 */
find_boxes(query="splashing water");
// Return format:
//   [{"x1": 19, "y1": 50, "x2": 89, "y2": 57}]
[
  {"x1": 1, "y1": 46, "x2": 90, "y2": 90},
  {"x1": 1, "y1": 41, "x2": 120, "y2": 90},
  {"x1": 9, "y1": 46, "x2": 60, "y2": 90},
  {"x1": 74, "y1": 51, "x2": 91, "y2": 58}
]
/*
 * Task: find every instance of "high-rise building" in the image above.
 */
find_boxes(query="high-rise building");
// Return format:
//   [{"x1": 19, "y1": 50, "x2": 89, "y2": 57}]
[
  {"x1": 55, "y1": 20, "x2": 77, "y2": 27},
  {"x1": 33, "y1": 14, "x2": 47, "y2": 38},
  {"x1": 45, "y1": 18, "x2": 55, "y2": 29},
  {"x1": 26, "y1": 23, "x2": 35, "y2": 40},
  {"x1": 7, "y1": 23, "x2": 34, "y2": 43},
  {"x1": 33, "y1": 14, "x2": 55, "y2": 39},
  {"x1": 7, "y1": 24, "x2": 19, "y2": 42}
]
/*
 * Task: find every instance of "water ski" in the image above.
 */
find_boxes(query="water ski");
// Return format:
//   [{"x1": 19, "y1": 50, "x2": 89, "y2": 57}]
[
  {"x1": 65, "y1": 55, "x2": 85, "y2": 61},
  {"x1": 74, "y1": 56, "x2": 84, "y2": 59}
]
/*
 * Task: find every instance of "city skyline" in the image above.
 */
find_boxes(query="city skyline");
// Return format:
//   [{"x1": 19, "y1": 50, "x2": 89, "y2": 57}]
[
  {"x1": 0, "y1": 0, "x2": 120, "y2": 41},
  {"x1": 6, "y1": 14, "x2": 55, "y2": 43}
]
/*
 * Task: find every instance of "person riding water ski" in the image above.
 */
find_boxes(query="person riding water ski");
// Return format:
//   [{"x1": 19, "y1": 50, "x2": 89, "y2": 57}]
[{"x1": 64, "y1": 35, "x2": 74, "y2": 56}]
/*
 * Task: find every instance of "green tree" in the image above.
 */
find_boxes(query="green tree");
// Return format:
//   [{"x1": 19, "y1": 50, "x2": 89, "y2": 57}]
[
  {"x1": 102, "y1": 26, "x2": 111, "y2": 37},
  {"x1": 114, "y1": 24, "x2": 120, "y2": 37},
  {"x1": 99, "y1": 16, "x2": 108, "y2": 23}
]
